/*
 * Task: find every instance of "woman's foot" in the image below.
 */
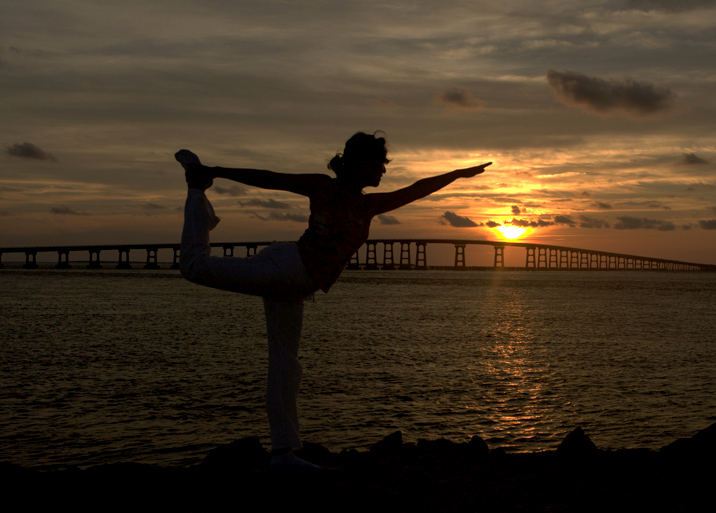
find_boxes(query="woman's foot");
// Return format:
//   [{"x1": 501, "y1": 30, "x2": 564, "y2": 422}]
[
  {"x1": 175, "y1": 150, "x2": 213, "y2": 191},
  {"x1": 270, "y1": 450, "x2": 322, "y2": 471}
]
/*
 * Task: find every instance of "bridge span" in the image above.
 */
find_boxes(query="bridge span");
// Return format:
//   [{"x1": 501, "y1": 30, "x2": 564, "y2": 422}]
[{"x1": 1, "y1": 239, "x2": 712, "y2": 271}]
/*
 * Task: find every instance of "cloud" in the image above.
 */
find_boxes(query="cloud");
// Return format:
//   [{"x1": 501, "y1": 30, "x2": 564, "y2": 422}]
[
  {"x1": 251, "y1": 211, "x2": 308, "y2": 223},
  {"x1": 213, "y1": 185, "x2": 247, "y2": 196},
  {"x1": 626, "y1": 0, "x2": 716, "y2": 12},
  {"x1": 581, "y1": 191, "x2": 592, "y2": 197},
  {"x1": 377, "y1": 214, "x2": 400, "y2": 225},
  {"x1": 50, "y1": 206, "x2": 88, "y2": 216},
  {"x1": 698, "y1": 219, "x2": 716, "y2": 230},
  {"x1": 614, "y1": 216, "x2": 676, "y2": 231},
  {"x1": 439, "y1": 211, "x2": 478, "y2": 227},
  {"x1": 511, "y1": 205, "x2": 521, "y2": 214},
  {"x1": 239, "y1": 198, "x2": 291, "y2": 209},
  {"x1": 579, "y1": 216, "x2": 611, "y2": 229},
  {"x1": 593, "y1": 201, "x2": 613, "y2": 209},
  {"x1": 6, "y1": 142, "x2": 57, "y2": 161},
  {"x1": 0, "y1": 210, "x2": 13, "y2": 216},
  {"x1": 141, "y1": 203, "x2": 168, "y2": 214},
  {"x1": 685, "y1": 182, "x2": 716, "y2": 192},
  {"x1": 0, "y1": 185, "x2": 20, "y2": 199},
  {"x1": 508, "y1": 218, "x2": 555, "y2": 228},
  {"x1": 546, "y1": 69, "x2": 676, "y2": 118},
  {"x1": 374, "y1": 97, "x2": 399, "y2": 109},
  {"x1": 434, "y1": 87, "x2": 485, "y2": 112},
  {"x1": 485, "y1": 220, "x2": 501, "y2": 228},
  {"x1": 554, "y1": 215, "x2": 576, "y2": 226},
  {"x1": 679, "y1": 153, "x2": 709, "y2": 165}
]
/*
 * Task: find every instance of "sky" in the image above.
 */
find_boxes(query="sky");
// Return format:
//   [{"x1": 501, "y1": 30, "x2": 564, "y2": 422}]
[{"x1": 2, "y1": 0, "x2": 715, "y2": 265}]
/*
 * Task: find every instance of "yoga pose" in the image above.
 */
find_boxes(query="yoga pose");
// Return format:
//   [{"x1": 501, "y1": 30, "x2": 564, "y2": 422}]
[{"x1": 176, "y1": 132, "x2": 490, "y2": 469}]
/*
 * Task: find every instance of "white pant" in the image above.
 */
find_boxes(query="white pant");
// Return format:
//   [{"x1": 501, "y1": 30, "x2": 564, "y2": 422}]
[{"x1": 181, "y1": 189, "x2": 316, "y2": 450}]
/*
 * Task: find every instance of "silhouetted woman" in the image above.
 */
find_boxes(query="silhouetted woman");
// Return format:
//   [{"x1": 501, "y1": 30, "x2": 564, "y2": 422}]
[{"x1": 176, "y1": 132, "x2": 490, "y2": 469}]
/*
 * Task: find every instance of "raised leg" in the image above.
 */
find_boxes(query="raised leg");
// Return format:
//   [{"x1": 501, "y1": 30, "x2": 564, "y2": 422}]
[{"x1": 180, "y1": 189, "x2": 315, "y2": 298}]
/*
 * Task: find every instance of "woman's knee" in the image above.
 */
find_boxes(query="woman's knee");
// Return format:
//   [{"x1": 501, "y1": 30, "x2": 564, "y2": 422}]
[{"x1": 179, "y1": 253, "x2": 205, "y2": 284}]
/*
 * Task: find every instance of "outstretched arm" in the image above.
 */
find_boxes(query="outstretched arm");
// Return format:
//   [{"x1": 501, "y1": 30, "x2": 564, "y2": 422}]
[
  {"x1": 177, "y1": 149, "x2": 328, "y2": 195},
  {"x1": 211, "y1": 166, "x2": 330, "y2": 196},
  {"x1": 368, "y1": 163, "x2": 491, "y2": 216}
]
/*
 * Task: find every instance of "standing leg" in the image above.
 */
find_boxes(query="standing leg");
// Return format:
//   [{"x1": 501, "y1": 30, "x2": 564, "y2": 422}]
[
  {"x1": 263, "y1": 297, "x2": 304, "y2": 451},
  {"x1": 264, "y1": 298, "x2": 321, "y2": 470}
]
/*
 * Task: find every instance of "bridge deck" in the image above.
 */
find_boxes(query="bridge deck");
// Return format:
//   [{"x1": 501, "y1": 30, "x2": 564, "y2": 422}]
[{"x1": 1, "y1": 239, "x2": 713, "y2": 271}]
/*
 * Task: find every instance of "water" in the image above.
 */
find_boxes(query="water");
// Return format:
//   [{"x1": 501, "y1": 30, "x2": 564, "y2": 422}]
[{"x1": 1, "y1": 269, "x2": 715, "y2": 468}]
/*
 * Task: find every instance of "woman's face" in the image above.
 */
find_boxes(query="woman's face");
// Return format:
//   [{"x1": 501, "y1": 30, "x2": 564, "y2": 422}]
[{"x1": 352, "y1": 156, "x2": 386, "y2": 188}]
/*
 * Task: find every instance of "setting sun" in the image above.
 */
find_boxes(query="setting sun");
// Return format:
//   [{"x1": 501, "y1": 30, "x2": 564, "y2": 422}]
[{"x1": 495, "y1": 225, "x2": 530, "y2": 240}]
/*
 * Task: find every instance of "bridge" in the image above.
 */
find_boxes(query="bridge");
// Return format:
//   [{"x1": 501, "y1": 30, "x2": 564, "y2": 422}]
[{"x1": 1, "y1": 239, "x2": 712, "y2": 271}]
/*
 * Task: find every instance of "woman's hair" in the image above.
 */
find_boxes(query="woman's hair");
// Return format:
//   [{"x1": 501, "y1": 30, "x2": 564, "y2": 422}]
[{"x1": 328, "y1": 131, "x2": 390, "y2": 178}]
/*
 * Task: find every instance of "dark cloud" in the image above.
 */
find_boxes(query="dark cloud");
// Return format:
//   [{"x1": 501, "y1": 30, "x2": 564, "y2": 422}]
[
  {"x1": 614, "y1": 216, "x2": 676, "y2": 231},
  {"x1": 579, "y1": 216, "x2": 610, "y2": 229},
  {"x1": 213, "y1": 185, "x2": 247, "y2": 196},
  {"x1": 508, "y1": 218, "x2": 555, "y2": 228},
  {"x1": 377, "y1": 214, "x2": 400, "y2": 225},
  {"x1": 50, "y1": 206, "x2": 88, "y2": 216},
  {"x1": 593, "y1": 201, "x2": 613, "y2": 209},
  {"x1": 554, "y1": 215, "x2": 576, "y2": 226},
  {"x1": 626, "y1": 0, "x2": 716, "y2": 12},
  {"x1": 434, "y1": 87, "x2": 485, "y2": 112},
  {"x1": 679, "y1": 153, "x2": 709, "y2": 165},
  {"x1": 485, "y1": 220, "x2": 501, "y2": 228},
  {"x1": 250, "y1": 211, "x2": 308, "y2": 223},
  {"x1": 6, "y1": 142, "x2": 57, "y2": 161},
  {"x1": 581, "y1": 191, "x2": 592, "y2": 197},
  {"x1": 439, "y1": 211, "x2": 478, "y2": 227},
  {"x1": 375, "y1": 97, "x2": 399, "y2": 109},
  {"x1": 511, "y1": 205, "x2": 521, "y2": 214},
  {"x1": 698, "y1": 219, "x2": 716, "y2": 230},
  {"x1": 685, "y1": 182, "x2": 716, "y2": 192},
  {"x1": 0, "y1": 185, "x2": 19, "y2": 192},
  {"x1": 709, "y1": 206, "x2": 716, "y2": 214},
  {"x1": 239, "y1": 198, "x2": 291, "y2": 209},
  {"x1": 0, "y1": 210, "x2": 13, "y2": 216},
  {"x1": 142, "y1": 203, "x2": 168, "y2": 214},
  {"x1": 547, "y1": 69, "x2": 676, "y2": 118},
  {"x1": 143, "y1": 203, "x2": 166, "y2": 210}
]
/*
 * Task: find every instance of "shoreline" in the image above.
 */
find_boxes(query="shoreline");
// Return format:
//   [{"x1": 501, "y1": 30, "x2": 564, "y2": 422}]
[{"x1": 4, "y1": 423, "x2": 715, "y2": 512}]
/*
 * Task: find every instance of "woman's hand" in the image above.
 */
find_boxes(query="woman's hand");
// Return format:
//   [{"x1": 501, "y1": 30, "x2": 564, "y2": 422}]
[
  {"x1": 454, "y1": 162, "x2": 492, "y2": 178},
  {"x1": 176, "y1": 150, "x2": 215, "y2": 191}
]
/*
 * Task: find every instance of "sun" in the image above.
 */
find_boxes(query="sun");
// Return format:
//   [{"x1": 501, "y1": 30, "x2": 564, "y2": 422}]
[{"x1": 495, "y1": 225, "x2": 530, "y2": 240}]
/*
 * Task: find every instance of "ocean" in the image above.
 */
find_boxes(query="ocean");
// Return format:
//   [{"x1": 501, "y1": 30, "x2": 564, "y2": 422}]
[{"x1": 1, "y1": 268, "x2": 715, "y2": 469}]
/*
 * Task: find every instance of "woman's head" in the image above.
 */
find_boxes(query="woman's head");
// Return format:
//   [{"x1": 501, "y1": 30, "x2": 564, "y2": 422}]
[{"x1": 328, "y1": 131, "x2": 390, "y2": 187}]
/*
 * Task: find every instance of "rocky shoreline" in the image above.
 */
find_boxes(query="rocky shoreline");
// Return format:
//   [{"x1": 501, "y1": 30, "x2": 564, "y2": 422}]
[{"x1": 4, "y1": 423, "x2": 715, "y2": 512}]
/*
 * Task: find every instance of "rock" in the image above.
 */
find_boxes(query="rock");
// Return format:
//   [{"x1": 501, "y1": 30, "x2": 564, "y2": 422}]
[
  {"x1": 200, "y1": 437, "x2": 269, "y2": 471},
  {"x1": 296, "y1": 442, "x2": 333, "y2": 466},
  {"x1": 557, "y1": 427, "x2": 599, "y2": 456},
  {"x1": 416, "y1": 438, "x2": 456, "y2": 455},
  {"x1": 369, "y1": 431, "x2": 403, "y2": 456},
  {"x1": 467, "y1": 435, "x2": 489, "y2": 457},
  {"x1": 661, "y1": 422, "x2": 716, "y2": 458},
  {"x1": 488, "y1": 447, "x2": 507, "y2": 459}
]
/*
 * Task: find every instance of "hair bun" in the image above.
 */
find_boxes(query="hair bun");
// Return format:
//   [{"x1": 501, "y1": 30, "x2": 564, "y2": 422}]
[{"x1": 328, "y1": 153, "x2": 345, "y2": 172}]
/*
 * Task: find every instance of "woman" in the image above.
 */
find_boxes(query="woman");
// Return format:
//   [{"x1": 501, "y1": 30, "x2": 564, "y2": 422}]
[{"x1": 177, "y1": 132, "x2": 490, "y2": 469}]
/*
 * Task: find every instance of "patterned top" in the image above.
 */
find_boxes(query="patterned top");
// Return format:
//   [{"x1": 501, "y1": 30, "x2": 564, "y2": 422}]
[{"x1": 297, "y1": 179, "x2": 375, "y2": 293}]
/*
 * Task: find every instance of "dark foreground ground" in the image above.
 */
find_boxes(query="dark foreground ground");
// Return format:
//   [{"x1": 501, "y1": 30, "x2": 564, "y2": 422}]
[{"x1": 3, "y1": 424, "x2": 715, "y2": 513}]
